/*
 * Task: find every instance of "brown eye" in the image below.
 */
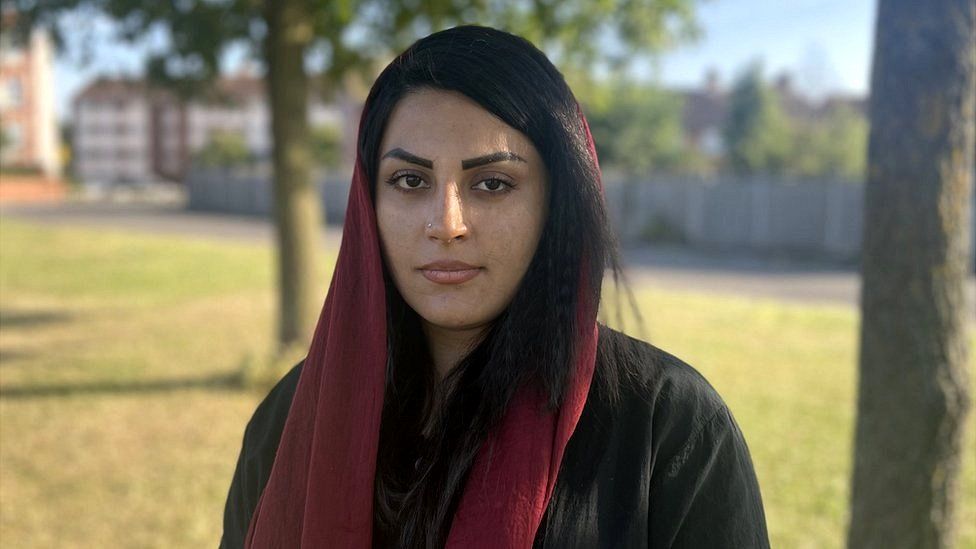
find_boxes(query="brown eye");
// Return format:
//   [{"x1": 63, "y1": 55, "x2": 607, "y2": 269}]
[
  {"x1": 387, "y1": 173, "x2": 430, "y2": 191},
  {"x1": 473, "y1": 178, "x2": 512, "y2": 192}
]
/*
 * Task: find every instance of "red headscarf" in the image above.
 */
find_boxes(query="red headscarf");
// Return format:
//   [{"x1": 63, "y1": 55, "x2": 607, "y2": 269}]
[{"x1": 244, "y1": 98, "x2": 602, "y2": 549}]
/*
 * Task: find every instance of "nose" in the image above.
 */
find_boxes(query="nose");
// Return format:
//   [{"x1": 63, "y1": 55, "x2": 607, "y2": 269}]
[{"x1": 425, "y1": 181, "x2": 469, "y2": 242}]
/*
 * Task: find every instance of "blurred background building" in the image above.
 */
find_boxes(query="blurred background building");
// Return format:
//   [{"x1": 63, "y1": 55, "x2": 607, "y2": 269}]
[
  {"x1": 0, "y1": 13, "x2": 61, "y2": 177},
  {"x1": 72, "y1": 73, "x2": 348, "y2": 186}
]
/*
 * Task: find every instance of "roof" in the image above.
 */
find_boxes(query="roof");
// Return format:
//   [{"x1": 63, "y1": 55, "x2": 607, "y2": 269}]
[
  {"x1": 74, "y1": 78, "x2": 153, "y2": 105},
  {"x1": 678, "y1": 74, "x2": 868, "y2": 139},
  {"x1": 681, "y1": 90, "x2": 727, "y2": 137},
  {"x1": 72, "y1": 74, "x2": 266, "y2": 108}
]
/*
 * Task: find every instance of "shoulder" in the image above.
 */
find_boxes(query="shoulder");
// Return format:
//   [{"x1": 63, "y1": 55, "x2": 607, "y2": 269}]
[
  {"x1": 240, "y1": 360, "x2": 304, "y2": 462},
  {"x1": 596, "y1": 324, "x2": 729, "y2": 423},
  {"x1": 221, "y1": 361, "x2": 305, "y2": 548},
  {"x1": 594, "y1": 324, "x2": 738, "y2": 467},
  {"x1": 593, "y1": 326, "x2": 769, "y2": 547}
]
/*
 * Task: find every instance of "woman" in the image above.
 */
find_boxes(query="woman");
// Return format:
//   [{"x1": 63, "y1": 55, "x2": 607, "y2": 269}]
[{"x1": 221, "y1": 26, "x2": 769, "y2": 548}]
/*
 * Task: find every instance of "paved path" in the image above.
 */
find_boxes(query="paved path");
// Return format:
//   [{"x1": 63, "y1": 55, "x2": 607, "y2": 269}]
[
  {"x1": 623, "y1": 245, "x2": 863, "y2": 306},
  {"x1": 4, "y1": 198, "x2": 973, "y2": 311}
]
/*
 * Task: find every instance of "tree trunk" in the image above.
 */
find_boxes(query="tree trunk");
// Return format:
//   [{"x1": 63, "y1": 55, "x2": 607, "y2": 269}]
[
  {"x1": 263, "y1": 0, "x2": 322, "y2": 350},
  {"x1": 849, "y1": 1, "x2": 974, "y2": 547}
]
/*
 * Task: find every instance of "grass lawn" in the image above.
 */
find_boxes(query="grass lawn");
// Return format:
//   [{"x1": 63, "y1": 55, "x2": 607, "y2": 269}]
[{"x1": 1, "y1": 218, "x2": 973, "y2": 548}]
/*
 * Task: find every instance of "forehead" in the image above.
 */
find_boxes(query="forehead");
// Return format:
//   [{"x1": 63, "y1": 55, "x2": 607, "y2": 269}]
[{"x1": 380, "y1": 89, "x2": 539, "y2": 162}]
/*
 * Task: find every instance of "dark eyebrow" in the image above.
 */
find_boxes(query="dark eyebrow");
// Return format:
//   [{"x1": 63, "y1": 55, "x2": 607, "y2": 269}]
[
  {"x1": 381, "y1": 148, "x2": 433, "y2": 168},
  {"x1": 461, "y1": 151, "x2": 526, "y2": 170},
  {"x1": 381, "y1": 148, "x2": 526, "y2": 170}
]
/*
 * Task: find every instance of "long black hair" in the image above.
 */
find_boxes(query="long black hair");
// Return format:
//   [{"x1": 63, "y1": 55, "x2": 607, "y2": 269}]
[{"x1": 358, "y1": 26, "x2": 624, "y2": 548}]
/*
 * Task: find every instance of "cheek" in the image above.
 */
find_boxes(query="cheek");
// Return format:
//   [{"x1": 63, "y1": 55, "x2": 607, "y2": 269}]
[
  {"x1": 518, "y1": 189, "x2": 548, "y2": 260},
  {"x1": 485, "y1": 204, "x2": 546, "y2": 273},
  {"x1": 376, "y1": 200, "x2": 414, "y2": 273}
]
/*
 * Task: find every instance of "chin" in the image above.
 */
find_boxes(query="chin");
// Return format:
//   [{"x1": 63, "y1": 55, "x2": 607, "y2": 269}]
[
  {"x1": 415, "y1": 306, "x2": 495, "y2": 332},
  {"x1": 423, "y1": 313, "x2": 486, "y2": 331}
]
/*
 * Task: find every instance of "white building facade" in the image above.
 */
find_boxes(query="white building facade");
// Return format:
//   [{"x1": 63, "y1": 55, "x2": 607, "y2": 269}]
[
  {"x1": 0, "y1": 22, "x2": 61, "y2": 176},
  {"x1": 73, "y1": 80, "x2": 155, "y2": 184},
  {"x1": 72, "y1": 74, "x2": 348, "y2": 186}
]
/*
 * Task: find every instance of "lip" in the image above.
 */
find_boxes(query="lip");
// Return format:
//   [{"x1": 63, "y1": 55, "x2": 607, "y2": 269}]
[{"x1": 418, "y1": 261, "x2": 482, "y2": 284}]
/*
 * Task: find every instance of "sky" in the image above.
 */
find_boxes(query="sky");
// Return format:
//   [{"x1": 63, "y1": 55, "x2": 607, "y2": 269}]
[
  {"x1": 52, "y1": 0, "x2": 877, "y2": 122},
  {"x1": 653, "y1": 0, "x2": 876, "y2": 96}
]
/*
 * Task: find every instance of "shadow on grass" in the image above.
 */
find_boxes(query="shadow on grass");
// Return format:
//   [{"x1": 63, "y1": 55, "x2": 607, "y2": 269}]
[
  {"x1": 0, "y1": 348, "x2": 37, "y2": 364},
  {"x1": 0, "y1": 308, "x2": 74, "y2": 329},
  {"x1": 0, "y1": 371, "x2": 244, "y2": 399}
]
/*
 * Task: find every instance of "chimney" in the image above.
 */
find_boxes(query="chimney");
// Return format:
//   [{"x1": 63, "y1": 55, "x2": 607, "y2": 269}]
[
  {"x1": 774, "y1": 73, "x2": 793, "y2": 96},
  {"x1": 704, "y1": 68, "x2": 721, "y2": 95}
]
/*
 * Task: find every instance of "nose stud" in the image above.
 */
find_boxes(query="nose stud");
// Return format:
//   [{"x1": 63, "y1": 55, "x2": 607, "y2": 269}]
[{"x1": 427, "y1": 223, "x2": 433, "y2": 229}]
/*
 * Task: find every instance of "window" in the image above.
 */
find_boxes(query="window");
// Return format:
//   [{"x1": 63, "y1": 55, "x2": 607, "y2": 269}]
[{"x1": 1, "y1": 78, "x2": 24, "y2": 108}]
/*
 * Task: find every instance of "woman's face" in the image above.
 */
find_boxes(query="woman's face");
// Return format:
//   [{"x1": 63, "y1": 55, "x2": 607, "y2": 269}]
[{"x1": 376, "y1": 88, "x2": 548, "y2": 335}]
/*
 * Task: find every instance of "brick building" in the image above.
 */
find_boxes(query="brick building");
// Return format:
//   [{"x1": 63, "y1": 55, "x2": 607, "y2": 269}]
[{"x1": 0, "y1": 16, "x2": 61, "y2": 176}]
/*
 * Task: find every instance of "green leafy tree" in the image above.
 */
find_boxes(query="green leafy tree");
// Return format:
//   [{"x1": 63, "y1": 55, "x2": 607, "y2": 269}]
[
  {"x1": 849, "y1": 0, "x2": 973, "y2": 546},
  {"x1": 3, "y1": 0, "x2": 701, "y2": 356},
  {"x1": 310, "y1": 123, "x2": 342, "y2": 170},
  {"x1": 722, "y1": 63, "x2": 794, "y2": 176},
  {"x1": 816, "y1": 105, "x2": 867, "y2": 180},
  {"x1": 790, "y1": 105, "x2": 868, "y2": 181},
  {"x1": 585, "y1": 81, "x2": 700, "y2": 175},
  {"x1": 0, "y1": 124, "x2": 10, "y2": 158},
  {"x1": 194, "y1": 130, "x2": 252, "y2": 168},
  {"x1": 0, "y1": 125, "x2": 13, "y2": 173}
]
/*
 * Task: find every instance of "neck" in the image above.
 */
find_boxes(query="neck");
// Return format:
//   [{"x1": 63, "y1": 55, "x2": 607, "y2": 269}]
[{"x1": 421, "y1": 321, "x2": 486, "y2": 382}]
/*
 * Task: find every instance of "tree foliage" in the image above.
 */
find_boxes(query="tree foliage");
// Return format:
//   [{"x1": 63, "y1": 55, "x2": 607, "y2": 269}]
[
  {"x1": 194, "y1": 130, "x2": 252, "y2": 168},
  {"x1": 722, "y1": 63, "x2": 868, "y2": 181},
  {"x1": 722, "y1": 63, "x2": 794, "y2": 177},
  {"x1": 310, "y1": 123, "x2": 342, "y2": 169},
  {"x1": 585, "y1": 81, "x2": 702, "y2": 175},
  {"x1": 4, "y1": 0, "x2": 700, "y2": 90},
  {"x1": 790, "y1": 105, "x2": 867, "y2": 181},
  {"x1": 0, "y1": 123, "x2": 11, "y2": 158}
]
